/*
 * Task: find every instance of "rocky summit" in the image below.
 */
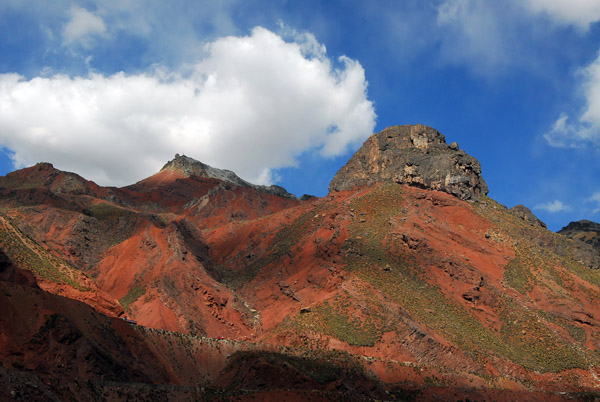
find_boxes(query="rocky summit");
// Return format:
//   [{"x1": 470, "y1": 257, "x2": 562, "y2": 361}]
[
  {"x1": 329, "y1": 124, "x2": 488, "y2": 200},
  {"x1": 509, "y1": 204, "x2": 547, "y2": 229},
  {"x1": 559, "y1": 220, "x2": 600, "y2": 252},
  {"x1": 558, "y1": 220, "x2": 600, "y2": 268},
  {"x1": 161, "y1": 153, "x2": 296, "y2": 198}
]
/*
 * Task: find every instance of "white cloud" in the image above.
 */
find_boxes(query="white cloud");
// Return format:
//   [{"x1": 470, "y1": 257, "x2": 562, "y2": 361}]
[
  {"x1": 543, "y1": 114, "x2": 589, "y2": 148},
  {"x1": 62, "y1": 6, "x2": 107, "y2": 47},
  {"x1": 435, "y1": 0, "x2": 509, "y2": 73},
  {"x1": 433, "y1": 0, "x2": 553, "y2": 76},
  {"x1": 523, "y1": 0, "x2": 600, "y2": 31},
  {"x1": 543, "y1": 51, "x2": 600, "y2": 148},
  {"x1": 589, "y1": 192, "x2": 600, "y2": 203},
  {"x1": 433, "y1": 0, "x2": 600, "y2": 76},
  {"x1": 0, "y1": 27, "x2": 375, "y2": 187},
  {"x1": 588, "y1": 191, "x2": 600, "y2": 214},
  {"x1": 534, "y1": 200, "x2": 571, "y2": 213}
]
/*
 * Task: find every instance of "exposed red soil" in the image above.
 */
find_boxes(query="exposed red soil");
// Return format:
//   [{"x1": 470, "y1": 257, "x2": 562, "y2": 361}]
[{"x1": 2, "y1": 163, "x2": 600, "y2": 400}]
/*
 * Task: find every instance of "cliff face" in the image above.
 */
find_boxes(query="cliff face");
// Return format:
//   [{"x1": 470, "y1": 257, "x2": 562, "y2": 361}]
[{"x1": 329, "y1": 124, "x2": 488, "y2": 200}]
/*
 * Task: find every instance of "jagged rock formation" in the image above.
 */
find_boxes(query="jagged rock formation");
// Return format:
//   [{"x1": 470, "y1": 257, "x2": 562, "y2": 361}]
[
  {"x1": 558, "y1": 220, "x2": 600, "y2": 269},
  {"x1": 558, "y1": 220, "x2": 600, "y2": 252},
  {"x1": 161, "y1": 154, "x2": 295, "y2": 198},
  {"x1": 329, "y1": 124, "x2": 488, "y2": 200},
  {"x1": 510, "y1": 205, "x2": 547, "y2": 229}
]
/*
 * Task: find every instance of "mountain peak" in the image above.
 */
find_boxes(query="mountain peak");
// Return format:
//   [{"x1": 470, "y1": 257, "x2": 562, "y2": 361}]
[
  {"x1": 558, "y1": 219, "x2": 600, "y2": 252},
  {"x1": 329, "y1": 124, "x2": 488, "y2": 200},
  {"x1": 161, "y1": 154, "x2": 251, "y2": 187},
  {"x1": 160, "y1": 154, "x2": 296, "y2": 199}
]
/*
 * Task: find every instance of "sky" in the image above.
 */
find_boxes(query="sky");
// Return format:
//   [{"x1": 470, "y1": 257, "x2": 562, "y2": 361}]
[{"x1": 1, "y1": 0, "x2": 600, "y2": 231}]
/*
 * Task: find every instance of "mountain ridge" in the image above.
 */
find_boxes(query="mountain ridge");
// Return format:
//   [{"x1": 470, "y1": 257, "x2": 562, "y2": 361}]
[
  {"x1": 152, "y1": 153, "x2": 298, "y2": 199},
  {"x1": 1, "y1": 124, "x2": 600, "y2": 400}
]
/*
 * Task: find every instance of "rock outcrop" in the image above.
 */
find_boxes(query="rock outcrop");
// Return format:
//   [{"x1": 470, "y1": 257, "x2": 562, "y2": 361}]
[
  {"x1": 329, "y1": 124, "x2": 488, "y2": 200},
  {"x1": 558, "y1": 220, "x2": 600, "y2": 254},
  {"x1": 510, "y1": 205, "x2": 547, "y2": 229},
  {"x1": 161, "y1": 154, "x2": 296, "y2": 198}
]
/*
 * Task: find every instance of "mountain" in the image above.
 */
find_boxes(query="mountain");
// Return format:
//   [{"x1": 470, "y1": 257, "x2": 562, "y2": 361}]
[
  {"x1": 559, "y1": 220, "x2": 600, "y2": 252},
  {"x1": 330, "y1": 124, "x2": 488, "y2": 200},
  {"x1": 1, "y1": 124, "x2": 600, "y2": 401}
]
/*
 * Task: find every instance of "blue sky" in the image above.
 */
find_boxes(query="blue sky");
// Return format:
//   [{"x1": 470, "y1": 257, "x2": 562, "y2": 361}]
[{"x1": 1, "y1": 1, "x2": 600, "y2": 231}]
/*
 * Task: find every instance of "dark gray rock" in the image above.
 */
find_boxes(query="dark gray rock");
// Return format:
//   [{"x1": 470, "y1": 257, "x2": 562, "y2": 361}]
[
  {"x1": 553, "y1": 220, "x2": 600, "y2": 269},
  {"x1": 558, "y1": 220, "x2": 600, "y2": 252},
  {"x1": 329, "y1": 125, "x2": 488, "y2": 200},
  {"x1": 510, "y1": 205, "x2": 547, "y2": 229}
]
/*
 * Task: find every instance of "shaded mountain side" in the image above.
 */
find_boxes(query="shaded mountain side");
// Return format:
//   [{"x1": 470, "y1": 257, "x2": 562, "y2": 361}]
[
  {"x1": 0, "y1": 258, "x2": 170, "y2": 384},
  {"x1": 0, "y1": 250, "x2": 594, "y2": 401},
  {"x1": 1, "y1": 125, "x2": 600, "y2": 398},
  {"x1": 0, "y1": 251, "x2": 450, "y2": 401}
]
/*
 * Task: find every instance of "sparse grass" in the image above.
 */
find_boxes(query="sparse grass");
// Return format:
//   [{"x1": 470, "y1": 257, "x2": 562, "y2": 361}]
[
  {"x1": 502, "y1": 248, "x2": 535, "y2": 295},
  {"x1": 294, "y1": 298, "x2": 381, "y2": 347},
  {"x1": 475, "y1": 196, "x2": 600, "y2": 292},
  {"x1": 119, "y1": 284, "x2": 146, "y2": 311},
  {"x1": 87, "y1": 203, "x2": 132, "y2": 221},
  {"x1": 539, "y1": 311, "x2": 586, "y2": 343},
  {"x1": 221, "y1": 202, "x2": 330, "y2": 289},
  {"x1": 0, "y1": 216, "x2": 85, "y2": 289},
  {"x1": 341, "y1": 184, "x2": 591, "y2": 372},
  {"x1": 499, "y1": 298, "x2": 587, "y2": 372}
]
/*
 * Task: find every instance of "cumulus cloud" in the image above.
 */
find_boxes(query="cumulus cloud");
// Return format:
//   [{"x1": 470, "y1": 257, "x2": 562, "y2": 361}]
[
  {"x1": 543, "y1": 52, "x2": 600, "y2": 148},
  {"x1": 523, "y1": 0, "x2": 600, "y2": 31},
  {"x1": 62, "y1": 6, "x2": 107, "y2": 47},
  {"x1": 534, "y1": 200, "x2": 571, "y2": 213},
  {"x1": 0, "y1": 27, "x2": 375, "y2": 187}
]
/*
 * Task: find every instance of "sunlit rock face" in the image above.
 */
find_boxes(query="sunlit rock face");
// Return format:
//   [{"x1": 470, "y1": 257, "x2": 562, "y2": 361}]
[{"x1": 329, "y1": 124, "x2": 488, "y2": 201}]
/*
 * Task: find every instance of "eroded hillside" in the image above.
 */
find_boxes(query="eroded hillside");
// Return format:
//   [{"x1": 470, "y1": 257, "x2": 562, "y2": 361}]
[{"x1": 1, "y1": 125, "x2": 600, "y2": 400}]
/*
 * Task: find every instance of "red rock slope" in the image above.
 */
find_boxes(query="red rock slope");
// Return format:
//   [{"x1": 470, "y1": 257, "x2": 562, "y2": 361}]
[{"x1": 1, "y1": 125, "x2": 600, "y2": 400}]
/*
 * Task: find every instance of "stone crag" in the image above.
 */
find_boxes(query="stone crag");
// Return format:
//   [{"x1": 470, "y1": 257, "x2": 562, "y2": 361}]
[
  {"x1": 510, "y1": 205, "x2": 547, "y2": 229},
  {"x1": 162, "y1": 154, "x2": 296, "y2": 199},
  {"x1": 558, "y1": 220, "x2": 600, "y2": 269},
  {"x1": 559, "y1": 220, "x2": 600, "y2": 252},
  {"x1": 329, "y1": 124, "x2": 488, "y2": 200}
]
